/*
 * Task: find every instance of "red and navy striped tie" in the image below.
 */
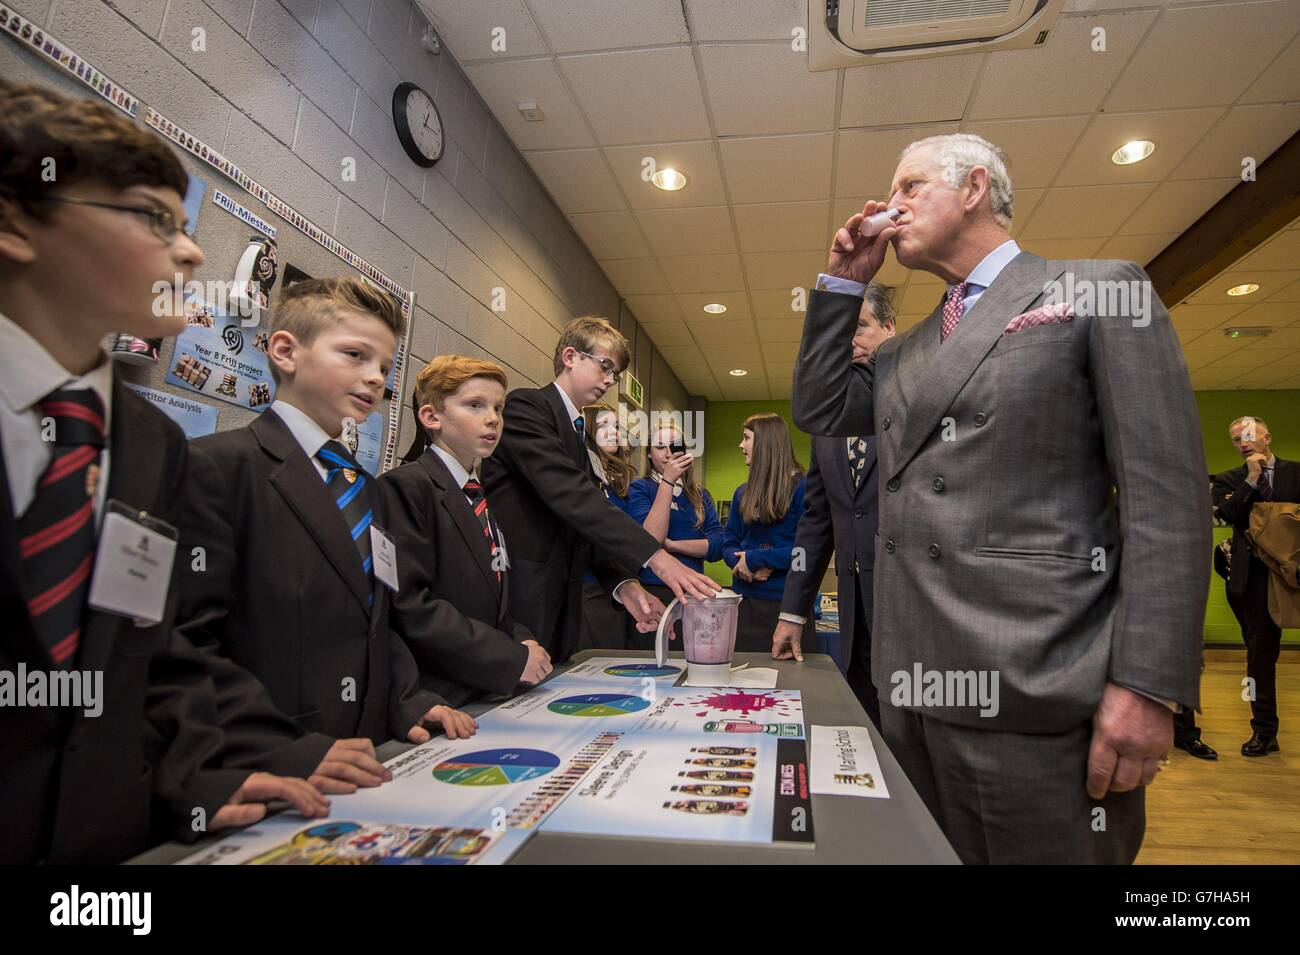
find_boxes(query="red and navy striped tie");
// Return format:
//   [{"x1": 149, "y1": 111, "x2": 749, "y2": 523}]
[
  {"x1": 462, "y1": 478, "x2": 501, "y2": 582},
  {"x1": 18, "y1": 387, "x2": 106, "y2": 667}
]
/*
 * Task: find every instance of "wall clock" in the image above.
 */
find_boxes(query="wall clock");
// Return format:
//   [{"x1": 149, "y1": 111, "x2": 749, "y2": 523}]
[{"x1": 392, "y1": 82, "x2": 443, "y2": 168}]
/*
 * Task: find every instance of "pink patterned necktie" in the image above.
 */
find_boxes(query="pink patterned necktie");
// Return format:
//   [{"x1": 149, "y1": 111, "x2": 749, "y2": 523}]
[{"x1": 940, "y1": 281, "x2": 969, "y2": 343}]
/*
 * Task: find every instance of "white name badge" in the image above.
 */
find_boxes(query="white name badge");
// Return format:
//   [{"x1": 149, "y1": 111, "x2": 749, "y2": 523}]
[
  {"x1": 369, "y1": 524, "x2": 399, "y2": 591},
  {"x1": 86, "y1": 501, "x2": 178, "y2": 626}
]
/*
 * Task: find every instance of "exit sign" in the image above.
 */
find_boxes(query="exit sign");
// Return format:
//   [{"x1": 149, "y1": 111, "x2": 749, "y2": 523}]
[{"x1": 623, "y1": 371, "x2": 643, "y2": 408}]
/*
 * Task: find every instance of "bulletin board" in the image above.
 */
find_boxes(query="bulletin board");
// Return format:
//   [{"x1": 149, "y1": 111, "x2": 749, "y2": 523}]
[{"x1": 0, "y1": 6, "x2": 415, "y2": 473}]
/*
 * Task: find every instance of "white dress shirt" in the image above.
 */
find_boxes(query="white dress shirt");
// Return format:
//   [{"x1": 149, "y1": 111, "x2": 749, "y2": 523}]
[
  {"x1": 269, "y1": 399, "x2": 335, "y2": 482},
  {"x1": 0, "y1": 310, "x2": 115, "y2": 520}
]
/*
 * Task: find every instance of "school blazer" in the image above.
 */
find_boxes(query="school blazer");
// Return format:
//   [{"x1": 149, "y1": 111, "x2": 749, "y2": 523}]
[
  {"x1": 176, "y1": 409, "x2": 439, "y2": 753},
  {"x1": 379, "y1": 450, "x2": 533, "y2": 707},
  {"x1": 0, "y1": 378, "x2": 260, "y2": 864},
  {"x1": 481, "y1": 384, "x2": 660, "y2": 660}
]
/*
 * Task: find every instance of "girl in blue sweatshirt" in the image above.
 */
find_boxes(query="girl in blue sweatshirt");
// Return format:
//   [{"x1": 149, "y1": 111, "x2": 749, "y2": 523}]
[
  {"x1": 723, "y1": 412, "x2": 809, "y2": 653},
  {"x1": 628, "y1": 421, "x2": 725, "y2": 649},
  {"x1": 578, "y1": 407, "x2": 639, "y2": 651}
]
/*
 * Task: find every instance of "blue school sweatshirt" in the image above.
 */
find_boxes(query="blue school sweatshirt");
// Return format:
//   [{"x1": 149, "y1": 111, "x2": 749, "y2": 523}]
[
  {"x1": 627, "y1": 475, "x2": 724, "y2": 586},
  {"x1": 722, "y1": 477, "x2": 807, "y2": 601}
]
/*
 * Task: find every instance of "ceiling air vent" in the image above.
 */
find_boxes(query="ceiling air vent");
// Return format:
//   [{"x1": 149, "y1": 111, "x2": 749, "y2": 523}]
[{"x1": 811, "y1": 0, "x2": 1066, "y2": 69}]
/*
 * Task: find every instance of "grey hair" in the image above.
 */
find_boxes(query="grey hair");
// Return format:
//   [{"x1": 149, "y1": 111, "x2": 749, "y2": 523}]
[
  {"x1": 900, "y1": 133, "x2": 1014, "y2": 229},
  {"x1": 861, "y1": 283, "x2": 896, "y2": 328}
]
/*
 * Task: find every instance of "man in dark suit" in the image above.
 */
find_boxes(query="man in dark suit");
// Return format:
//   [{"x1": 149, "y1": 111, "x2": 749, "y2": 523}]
[
  {"x1": 0, "y1": 81, "x2": 327, "y2": 863},
  {"x1": 774, "y1": 284, "x2": 895, "y2": 727},
  {"x1": 792, "y1": 132, "x2": 1208, "y2": 863},
  {"x1": 482, "y1": 317, "x2": 718, "y2": 662},
  {"x1": 381, "y1": 355, "x2": 551, "y2": 707},
  {"x1": 1212, "y1": 415, "x2": 1299, "y2": 756}
]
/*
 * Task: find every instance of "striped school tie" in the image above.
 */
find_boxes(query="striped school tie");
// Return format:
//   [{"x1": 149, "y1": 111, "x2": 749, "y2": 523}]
[
  {"x1": 317, "y1": 440, "x2": 374, "y2": 592},
  {"x1": 462, "y1": 478, "x2": 501, "y2": 582},
  {"x1": 18, "y1": 387, "x2": 106, "y2": 667}
]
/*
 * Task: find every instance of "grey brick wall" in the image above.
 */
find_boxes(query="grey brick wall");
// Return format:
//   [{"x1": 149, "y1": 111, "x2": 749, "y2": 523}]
[{"x1": 2, "y1": 0, "x2": 690, "y2": 442}]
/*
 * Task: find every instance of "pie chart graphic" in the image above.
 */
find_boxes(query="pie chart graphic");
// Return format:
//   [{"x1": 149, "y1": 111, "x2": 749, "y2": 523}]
[
  {"x1": 547, "y1": 693, "x2": 650, "y2": 717},
  {"x1": 603, "y1": 663, "x2": 682, "y2": 679},
  {"x1": 432, "y1": 748, "x2": 560, "y2": 786}
]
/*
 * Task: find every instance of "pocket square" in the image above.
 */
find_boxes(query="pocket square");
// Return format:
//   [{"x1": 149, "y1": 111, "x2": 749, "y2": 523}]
[{"x1": 1003, "y1": 302, "x2": 1074, "y2": 335}]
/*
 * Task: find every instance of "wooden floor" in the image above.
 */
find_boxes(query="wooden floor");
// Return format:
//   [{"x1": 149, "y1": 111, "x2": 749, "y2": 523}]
[{"x1": 1138, "y1": 657, "x2": 1300, "y2": 864}]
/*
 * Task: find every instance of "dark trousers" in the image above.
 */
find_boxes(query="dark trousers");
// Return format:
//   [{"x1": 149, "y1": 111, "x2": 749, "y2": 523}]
[
  {"x1": 1173, "y1": 707, "x2": 1202, "y2": 746},
  {"x1": 844, "y1": 578, "x2": 881, "y2": 730},
  {"x1": 578, "y1": 580, "x2": 635, "y2": 653},
  {"x1": 1226, "y1": 558, "x2": 1283, "y2": 737},
  {"x1": 735, "y1": 594, "x2": 813, "y2": 654}
]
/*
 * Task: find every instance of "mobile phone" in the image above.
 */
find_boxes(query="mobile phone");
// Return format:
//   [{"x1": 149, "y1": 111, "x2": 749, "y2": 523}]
[{"x1": 670, "y1": 441, "x2": 686, "y2": 456}]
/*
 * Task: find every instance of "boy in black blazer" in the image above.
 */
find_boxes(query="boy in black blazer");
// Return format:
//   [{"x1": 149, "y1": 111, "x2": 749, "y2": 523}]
[
  {"x1": 381, "y1": 356, "x2": 552, "y2": 706},
  {"x1": 481, "y1": 317, "x2": 719, "y2": 661},
  {"x1": 0, "y1": 83, "x2": 327, "y2": 863},
  {"x1": 177, "y1": 277, "x2": 478, "y2": 773}
]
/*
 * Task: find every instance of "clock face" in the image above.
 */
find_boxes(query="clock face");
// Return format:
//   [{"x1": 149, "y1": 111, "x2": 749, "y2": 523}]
[{"x1": 392, "y1": 83, "x2": 443, "y2": 167}]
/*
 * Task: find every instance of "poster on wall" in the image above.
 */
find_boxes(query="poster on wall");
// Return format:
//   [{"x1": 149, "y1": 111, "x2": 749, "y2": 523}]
[
  {"x1": 165, "y1": 294, "x2": 276, "y2": 410},
  {"x1": 123, "y1": 383, "x2": 219, "y2": 439},
  {"x1": 353, "y1": 411, "x2": 385, "y2": 475}
]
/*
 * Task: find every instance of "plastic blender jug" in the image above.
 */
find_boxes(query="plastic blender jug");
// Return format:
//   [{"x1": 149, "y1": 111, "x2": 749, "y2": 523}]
[{"x1": 655, "y1": 588, "x2": 743, "y2": 684}]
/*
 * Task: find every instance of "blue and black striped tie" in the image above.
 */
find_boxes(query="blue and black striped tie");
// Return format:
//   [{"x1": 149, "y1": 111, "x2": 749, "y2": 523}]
[{"x1": 317, "y1": 440, "x2": 373, "y2": 585}]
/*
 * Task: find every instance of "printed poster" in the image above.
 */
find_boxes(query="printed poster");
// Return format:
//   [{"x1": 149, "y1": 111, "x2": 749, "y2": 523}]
[
  {"x1": 123, "y1": 383, "x2": 219, "y2": 438},
  {"x1": 165, "y1": 294, "x2": 276, "y2": 410}
]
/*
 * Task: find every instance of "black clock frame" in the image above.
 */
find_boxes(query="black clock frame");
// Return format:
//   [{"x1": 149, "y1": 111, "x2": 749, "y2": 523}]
[{"x1": 392, "y1": 81, "x2": 443, "y2": 168}]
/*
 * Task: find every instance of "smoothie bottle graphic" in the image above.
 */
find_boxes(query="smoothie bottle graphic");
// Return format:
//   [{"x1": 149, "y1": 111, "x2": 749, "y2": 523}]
[
  {"x1": 704, "y1": 719, "x2": 802, "y2": 737},
  {"x1": 690, "y1": 746, "x2": 757, "y2": 756},
  {"x1": 662, "y1": 799, "x2": 749, "y2": 816},
  {"x1": 678, "y1": 770, "x2": 754, "y2": 782},
  {"x1": 671, "y1": 784, "x2": 753, "y2": 798}
]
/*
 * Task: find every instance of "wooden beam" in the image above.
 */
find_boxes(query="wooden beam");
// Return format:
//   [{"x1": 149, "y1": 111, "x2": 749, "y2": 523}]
[{"x1": 1147, "y1": 130, "x2": 1300, "y2": 305}]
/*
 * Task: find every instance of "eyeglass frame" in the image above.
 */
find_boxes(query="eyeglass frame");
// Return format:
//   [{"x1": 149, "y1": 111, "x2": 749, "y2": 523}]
[
  {"x1": 25, "y1": 194, "x2": 196, "y2": 244},
  {"x1": 573, "y1": 349, "x2": 623, "y2": 384}
]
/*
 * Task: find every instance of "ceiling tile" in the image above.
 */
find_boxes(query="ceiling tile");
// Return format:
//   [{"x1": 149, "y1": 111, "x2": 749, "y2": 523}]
[
  {"x1": 568, "y1": 210, "x2": 649, "y2": 258},
  {"x1": 900, "y1": 282, "x2": 944, "y2": 316},
  {"x1": 599, "y1": 257, "x2": 670, "y2": 294},
  {"x1": 834, "y1": 124, "x2": 960, "y2": 197},
  {"x1": 464, "y1": 58, "x2": 594, "y2": 150},
  {"x1": 761, "y1": 339, "x2": 799, "y2": 362},
  {"x1": 1052, "y1": 108, "x2": 1225, "y2": 186},
  {"x1": 1096, "y1": 232, "x2": 1179, "y2": 265},
  {"x1": 638, "y1": 320, "x2": 696, "y2": 345},
  {"x1": 625, "y1": 294, "x2": 683, "y2": 324},
  {"x1": 1020, "y1": 237, "x2": 1106, "y2": 259},
  {"x1": 418, "y1": 1, "x2": 548, "y2": 62},
  {"x1": 1170, "y1": 303, "x2": 1250, "y2": 330},
  {"x1": 751, "y1": 287, "x2": 806, "y2": 319},
  {"x1": 719, "y1": 133, "x2": 835, "y2": 203},
  {"x1": 1231, "y1": 231, "x2": 1300, "y2": 274},
  {"x1": 756, "y1": 318, "x2": 806, "y2": 342},
  {"x1": 709, "y1": 342, "x2": 763, "y2": 363},
  {"x1": 969, "y1": 12, "x2": 1157, "y2": 120},
  {"x1": 841, "y1": 53, "x2": 984, "y2": 128},
  {"x1": 527, "y1": 0, "x2": 688, "y2": 53},
  {"x1": 560, "y1": 48, "x2": 711, "y2": 145},
  {"x1": 743, "y1": 250, "x2": 825, "y2": 290},
  {"x1": 604, "y1": 140, "x2": 727, "y2": 208},
  {"x1": 686, "y1": 0, "x2": 806, "y2": 41},
  {"x1": 1239, "y1": 33, "x2": 1300, "y2": 104},
  {"x1": 1117, "y1": 178, "x2": 1237, "y2": 236},
  {"x1": 691, "y1": 319, "x2": 758, "y2": 345},
  {"x1": 721, "y1": 379, "x2": 772, "y2": 400},
  {"x1": 700, "y1": 43, "x2": 837, "y2": 135},
  {"x1": 636, "y1": 205, "x2": 737, "y2": 256},
  {"x1": 1201, "y1": 347, "x2": 1297, "y2": 370},
  {"x1": 1188, "y1": 272, "x2": 1292, "y2": 306},
  {"x1": 657, "y1": 343, "x2": 708, "y2": 365},
  {"x1": 1170, "y1": 103, "x2": 1300, "y2": 181},
  {"x1": 526, "y1": 148, "x2": 627, "y2": 212},
  {"x1": 677, "y1": 291, "x2": 753, "y2": 322},
  {"x1": 1104, "y1": 1, "x2": 1300, "y2": 111},
  {"x1": 1019, "y1": 183, "x2": 1157, "y2": 240},
  {"x1": 963, "y1": 116, "x2": 1092, "y2": 189},
  {"x1": 1262, "y1": 278, "x2": 1300, "y2": 303},
  {"x1": 732, "y1": 200, "x2": 829, "y2": 252},
  {"x1": 658, "y1": 253, "x2": 747, "y2": 293}
]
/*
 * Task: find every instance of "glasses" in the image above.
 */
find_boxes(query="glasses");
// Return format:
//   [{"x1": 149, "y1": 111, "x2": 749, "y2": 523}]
[
  {"x1": 35, "y1": 195, "x2": 195, "y2": 244},
  {"x1": 576, "y1": 350, "x2": 622, "y2": 383}
]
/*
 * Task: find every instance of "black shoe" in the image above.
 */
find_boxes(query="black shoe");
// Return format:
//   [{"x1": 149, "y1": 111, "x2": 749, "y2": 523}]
[
  {"x1": 1241, "y1": 734, "x2": 1280, "y2": 757},
  {"x1": 1175, "y1": 738, "x2": 1218, "y2": 760}
]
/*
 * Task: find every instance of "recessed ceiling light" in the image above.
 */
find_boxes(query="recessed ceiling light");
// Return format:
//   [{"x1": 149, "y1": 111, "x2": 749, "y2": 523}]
[
  {"x1": 703, "y1": 303, "x2": 727, "y2": 314},
  {"x1": 1226, "y1": 283, "x2": 1259, "y2": 297},
  {"x1": 651, "y1": 167, "x2": 687, "y2": 191},
  {"x1": 1111, "y1": 140, "x2": 1155, "y2": 165},
  {"x1": 729, "y1": 368, "x2": 747, "y2": 377}
]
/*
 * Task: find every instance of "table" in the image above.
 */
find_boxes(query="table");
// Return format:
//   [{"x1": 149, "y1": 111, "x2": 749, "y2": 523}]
[{"x1": 132, "y1": 651, "x2": 958, "y2": 864}]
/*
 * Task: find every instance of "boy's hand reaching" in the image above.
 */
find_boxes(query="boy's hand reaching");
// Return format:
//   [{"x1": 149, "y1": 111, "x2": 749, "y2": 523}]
[{"x1": 409, "y1": 704, "x2": 479, "y2": 743}]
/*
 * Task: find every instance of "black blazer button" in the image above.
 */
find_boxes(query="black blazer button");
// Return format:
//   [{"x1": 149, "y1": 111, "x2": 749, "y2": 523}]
[
  {"x1": 885, "y1": 538, "x2": 896, "y2": 553},
  {"x1": 882, "y1": 417, "x2": 891, "y2": 430},
  {"x1": 854, "y1": 509, "x2": 864, "y2": 518},
  {"x1": 973, "y1": 413, "x2": 987, "y2": 427},
  {"x1": 887, "y1": 477, "x2": 900, "y2": 492},
  {"x1": 928, "y1": 543, "x2": 941, "y2": 558},
  {"x1": 933, "y1": 477, "x2": 945, "y2": 492}
]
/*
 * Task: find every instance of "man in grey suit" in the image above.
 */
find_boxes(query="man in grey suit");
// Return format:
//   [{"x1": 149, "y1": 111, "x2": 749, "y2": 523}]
[
  {"x1": 792, "y1": 133, "x2": 1209, "y2": 864},
  {"x1": 773, "y1": 285, "x2": 895, "y2": 729}
]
